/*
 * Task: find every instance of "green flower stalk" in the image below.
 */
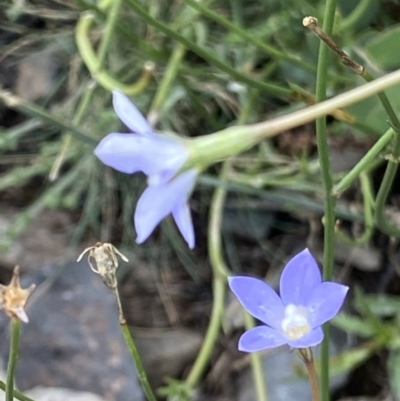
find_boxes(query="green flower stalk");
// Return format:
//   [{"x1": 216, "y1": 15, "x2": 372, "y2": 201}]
[{"x1": 0, "y1": 267, "x2": 35, "y2": 401}]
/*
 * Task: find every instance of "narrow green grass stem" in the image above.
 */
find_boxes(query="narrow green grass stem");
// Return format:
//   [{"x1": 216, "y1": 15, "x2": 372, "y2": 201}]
[
  {"x1": 185, "y1": 162, "x2": 230, "y2": 388},
  {"x1": 183, "y1": 0, "x2": 315, "y2": 73},
  {"x1": 185, "y1": 278, "x2": 225, "y2": 388},
  {"x1": 120, "y1": 323, "x2": 157, "y2": 401},
  {"x1": 303, "y1": 17, "x2": 400, "y2": 239},
  {"x1": 76, "y1": 13, "x2": 153, "y2": 94},
  {"x1": 375, "y1": 135, "x2": 400, "y2": 237},
  {"x1": 314, "y1": 2, "x2": 337, "y2": 401},
  {"x1": 49, "y1": 82, "x2": 97, "y2": 181},
  {"x1": 6, "y1": 318, "x2": 21, "y2": 401},
  {"x1": 339, "y1": 0, "x2": 374, "y2": 33},
  {"x1": 0, "y1": 381, "x2": 35, "y2": 401},
  {"x1": 360, "y1": 72, "x2": 400, "y2": 237},
  {"x1": 362, "y1": 71, "x2": 400, "y2": 131},
  {"x1": 96, "y1": 0, "x2": 122, "y2": 66},
  {"x1": 149, "y1": 42, "x2": 186, "y2": 124},
  {"x1": 0, "y1": 88, "x2": 96, "y2": 145},
  {"x1": 335, "y1": 172, "x2": 374, "y2": 246},
  {"x1": 123, "y1": 0, "x2": 292, "y2": 97},
  {"x1": 333, "y1": 128, "x2": 394, "y2": 195}
]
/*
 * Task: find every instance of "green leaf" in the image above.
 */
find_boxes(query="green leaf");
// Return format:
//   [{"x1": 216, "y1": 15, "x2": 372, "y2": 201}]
[
  {"x1": 332, "y1": 313, "x2": 376, "y2": 338},
  {"x1": 361, "y1": 294, "x2": 400, "y2": 317},
  {"x1": 345, "y1": 78, "x2": 400, "y2": 134},
  {"x1": 388, "y1": 348, "x2": 400, "y2": 399},
  {"x1": 329, "y1": 343, "x2": 379, "y2": 376},
  {"x1": 365, "y1": 25, "x2": 400, "y2": 69}
]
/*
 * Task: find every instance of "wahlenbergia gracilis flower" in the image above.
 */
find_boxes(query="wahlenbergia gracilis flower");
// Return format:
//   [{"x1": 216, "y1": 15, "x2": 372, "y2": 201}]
[
  {"x1": 94, "y1": 90, "x2": 196, "y2": 248},
  {"x1": 229, "y1": 248, "x2": 348, "y2": 350}
]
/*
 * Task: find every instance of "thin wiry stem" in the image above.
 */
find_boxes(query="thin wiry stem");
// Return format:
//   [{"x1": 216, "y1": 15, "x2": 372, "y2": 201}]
[
  {"x1": 0, "y1": 381, "x2": 35, "y2": 401},
  {"x1": 185, "y1": 161, "x2": 230, "y2": 387},
  {"x1": 120, "y1": 323, "x2": 157, "y2": 401},
  {"x1": 6, "y1": 318, "x2": 21, "y2": 401},
  {"x1": 313, "y1": 2, "x2": 337, "y2": 400},
  {"x1": 123, "y1": 0, "x2": 292, "y2": 97}
]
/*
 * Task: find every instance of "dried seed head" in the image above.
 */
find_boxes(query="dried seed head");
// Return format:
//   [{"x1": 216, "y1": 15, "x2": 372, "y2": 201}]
[
  {"x1": 0, "y1": 266, "x2": 36, "y2": 323},
  {"x1": 77, "y1": 242, "x2": 128, "y2": 288},
  {"x1": 77, "y1": 243, "x2": 128, "y2": 324}
]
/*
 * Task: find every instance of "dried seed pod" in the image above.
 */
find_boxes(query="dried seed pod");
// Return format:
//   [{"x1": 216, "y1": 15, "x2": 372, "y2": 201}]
[
  {"x1": 0, "y1": 266, "x2": 35, "y2": 323},
  {"x1": 77, "y1": 243, "x2": 128, "y2": 324},
  {"x1": 77, "y1": 242, "x2": 128, "y2": 289}
]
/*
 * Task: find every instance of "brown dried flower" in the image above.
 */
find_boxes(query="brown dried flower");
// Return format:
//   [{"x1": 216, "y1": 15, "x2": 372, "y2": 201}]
[
  {"x1": 77, "y1": 242, "x2": 128, "y2": 289},
  {"x1": 0, "y1": 266, "x2": 36, "y2": 323},
  {"x1": 77, "y1": 243, "x2": 129, "y2": 324}
]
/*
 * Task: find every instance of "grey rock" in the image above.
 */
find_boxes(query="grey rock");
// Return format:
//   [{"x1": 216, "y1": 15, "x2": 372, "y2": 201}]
[
  {"x1": 133, "y1": 327, "x2": 203, "y2": 388},
  {"x1": 0, "y1": 260, "x2": 144, "y2": 401},
  {"x1": 0, "y1": 205, "x2": 73, "y2": 270},
  {"x1": 25, "y1": 387, "x2": 106, "y2": 401}
]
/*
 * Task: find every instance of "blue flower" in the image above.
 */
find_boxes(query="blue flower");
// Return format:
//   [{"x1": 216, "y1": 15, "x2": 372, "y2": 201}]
[
  {"x1": 94, "y1": 90, "x2": 196, "y2": 248},
  {"x1": 228, "y1": 248, "x2": 348, "y2": 350}
]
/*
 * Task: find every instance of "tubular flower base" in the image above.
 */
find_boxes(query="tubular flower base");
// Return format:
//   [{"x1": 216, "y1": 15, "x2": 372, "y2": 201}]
[
  {"x1": 229, "y1": 248, "x2": 348, "y2": 350},
  {"x1": 94, "y1": 90, "x2": 196, "y2": 248}
]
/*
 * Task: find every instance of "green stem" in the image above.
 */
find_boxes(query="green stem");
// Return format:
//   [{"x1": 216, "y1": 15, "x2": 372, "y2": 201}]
[
  {"x1": 362, "y1": 71, "x2": 400, "y2": 130},
  {"x1": 123, "y1": 0, "x2": 292, "y2": 97},
  {"x1": 96, "y1": 0, "x2": 122, "y2": 66},
  {"x1": 148, "y1": 42, "x2": 186, "y2": 125},
  {"x1": 359, "y1": 74, "x2": 400, "y2": 237},
  {"x1": 6, "y1": 318, "x2": 21, "y2": 401},
  {"x1": 185, "y1": 280, "x2": 225, "y2": 387},
  {"x1": 76, "y1": 12, "x2": 153, "y2": 94},
  {"x1": 333, "y1": 128, "x2": 394, "y2": 195},
  {"x1": 335, "y1": 172, "x2": 374, "y2": 246},
  {"x1": 49, "y1": 82, "x2": 97, "y2": 181},
  {"x1": 375, "y1": 142, "x2": 400, "y2": 237},
  {"x1": 183, "y1": 0, "x2": 315, "y2": 73},
  {"x1": 314, "y1": 2, "x2": 337, "y2": 401},
  {"x1": 339, "y1": 0, "x2": 374, "y2": 33},
  {"x1": 120, "y1": 323, "x2": 157, "y2": 401},
  {"x1": 0, "y1": 88, "x2": 96, "y2": 145},
  {"x1": 185, "y1": 162, "x2": 230, "y2": 387},
  {"x1": 0, "y1": 381, "x2": 35, "y2": 401},
  {"x1": 304, "y1": 19, "x2": 400, "y2": 237}
]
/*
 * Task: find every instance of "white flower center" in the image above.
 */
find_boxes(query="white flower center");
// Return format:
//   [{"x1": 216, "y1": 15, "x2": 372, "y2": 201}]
[{"x1": 281, "y1": 304, "x2": 311, "y2": 339}]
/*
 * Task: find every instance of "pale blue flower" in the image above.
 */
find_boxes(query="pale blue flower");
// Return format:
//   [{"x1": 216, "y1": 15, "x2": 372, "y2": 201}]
[
  {"x1": 94, "y1": 90, "x2": 196, "y2": 248},
  {"x1": 229, "y1": 248, "x2": 348, "y2": 350}
]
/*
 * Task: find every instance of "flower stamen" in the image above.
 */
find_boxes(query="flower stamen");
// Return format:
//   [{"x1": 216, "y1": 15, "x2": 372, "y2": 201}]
[{"x1": 281, "y1": 304, "x2": 311, "y2": 340}]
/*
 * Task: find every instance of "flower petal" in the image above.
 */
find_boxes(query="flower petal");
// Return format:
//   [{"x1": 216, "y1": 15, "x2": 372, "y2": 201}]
[
  {"x1": 238, "y1": 326, "x2": 287, "y2": 352},
  {"x1": 134, "y1": 170, "x2": 196, "y2": 245},
  {"x1": 172, "y1": 202, "x2": 195, "y2": 249},
  {"x1": 280, "y1": 248, "x2": 321, "y2": 306},
  {"x1": 286, "y1": 327, "x2": 323, "y2": 348},
  {"x1": 228, "y1": 276, "x2": 284, "y2": 329},
  {"x1": 94, "y1": 133, "x2": 188, "y2": 177},
  {"x1": 112, "y1": 90, "x2": 153, "y2": 136},
  {"x1": 307, "y1": 282, "x2": 349, "y2": 328}
]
